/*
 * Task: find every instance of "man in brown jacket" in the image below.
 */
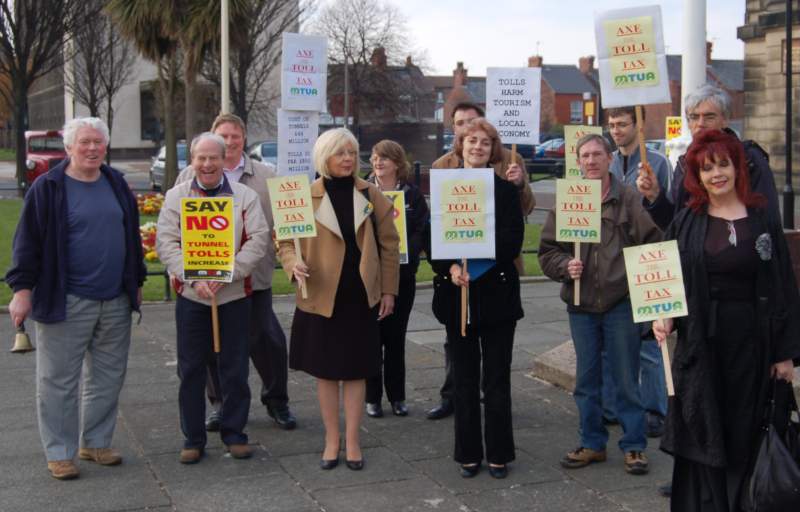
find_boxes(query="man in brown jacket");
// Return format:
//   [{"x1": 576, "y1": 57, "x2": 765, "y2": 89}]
[
  {"x1": 427, "y1": 101, "x2": 536, "y2": 420},
  {"x1": 538, "y1": 134, "x2": 661, "y2": 476}
]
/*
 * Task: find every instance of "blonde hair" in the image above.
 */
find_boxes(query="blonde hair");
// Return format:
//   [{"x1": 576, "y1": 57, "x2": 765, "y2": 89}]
[{"x1": 312, "y1": 128, "x2": 360, "y2": 178}]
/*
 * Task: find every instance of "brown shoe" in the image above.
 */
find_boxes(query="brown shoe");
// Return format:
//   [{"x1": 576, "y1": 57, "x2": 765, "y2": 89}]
[
  {"x1": 226, "y1": 444, "x2": 253, "y2": 459},
  {"x1": 179, "y1": 448, "x2": 203, "y2": 464},
  {"x1": 560, "y1": 446, "x2": 607, "y2": 469},
  {"x1": 624, "y1": 451, "x2": 649, "y2": 475},
  {"x1": 47, "y1": 460, "x2": 80, "y2": 480},
  {"x1": 79, "y1": 447, "x2": 122, "y2": 466}
]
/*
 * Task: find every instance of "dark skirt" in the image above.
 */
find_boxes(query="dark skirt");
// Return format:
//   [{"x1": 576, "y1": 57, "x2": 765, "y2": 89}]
[{"x1": 289, "y1": 260, "x2": 380, "y2": 381}]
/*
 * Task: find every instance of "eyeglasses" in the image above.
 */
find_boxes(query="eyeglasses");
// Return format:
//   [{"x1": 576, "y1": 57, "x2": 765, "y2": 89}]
[
  {"x1": 608, "y1": 122, "x2": 632, "y2": 130},
  {"x1": 370, "y1": 155, "x2": 389, "y2": 164},
  {"x1": 332, "y1": 149, "x2": 357, "y2": 158}
]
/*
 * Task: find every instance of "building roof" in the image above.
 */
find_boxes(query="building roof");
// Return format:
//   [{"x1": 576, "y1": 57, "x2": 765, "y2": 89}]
[
  {"x1": 665, "y1": 54, "x2": 744, "y2": 91},
  {"x1": 541, "y1": 64, "x2": 598, "y2": 94}
]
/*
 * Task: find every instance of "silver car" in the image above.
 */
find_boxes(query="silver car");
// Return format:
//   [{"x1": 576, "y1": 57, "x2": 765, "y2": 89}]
[
  {"x1": 149, "y1": 143, "x2": 188, "y2": 190},
  {"x1": 248, "y1": 141, "x2": 278, "y2": 166}
]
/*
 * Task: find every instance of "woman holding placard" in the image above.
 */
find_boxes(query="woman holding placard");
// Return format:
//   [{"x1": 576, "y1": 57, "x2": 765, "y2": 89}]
[
  {"x1": 652, "y1": 130, "x2": 800, "y2": 511},
  {"x1": 430, "y1": 118, "x2": 524, "y2": 479},
  {"x1": 364, "y1": 140, "x2": 430, "y2": 418},
  {"x1": 277, "y1": 128, "x2": 400, "y2": 471}
]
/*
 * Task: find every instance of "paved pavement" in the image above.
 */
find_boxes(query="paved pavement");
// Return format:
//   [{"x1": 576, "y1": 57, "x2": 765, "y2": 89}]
[{"x1": 0, "y1": 281, "x2": 673, "y2": 512}]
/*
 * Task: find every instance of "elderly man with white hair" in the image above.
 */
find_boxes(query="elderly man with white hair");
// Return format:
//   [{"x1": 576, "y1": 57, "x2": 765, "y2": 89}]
[
  {"x1": 156, "y1": 132, "x2": 269, "y2": 464},
  {"x1": 6, "y1": 117, "x2": 147, "y2": 480}
]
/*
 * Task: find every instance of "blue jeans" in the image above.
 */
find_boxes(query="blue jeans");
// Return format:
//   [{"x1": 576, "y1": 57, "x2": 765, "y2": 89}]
[
  {"x1": 568, "y1": 299, "x2": 646, "y2": 453},
  {"x1": 602, "y1": 338, "x2": 667, "y2": 419}
]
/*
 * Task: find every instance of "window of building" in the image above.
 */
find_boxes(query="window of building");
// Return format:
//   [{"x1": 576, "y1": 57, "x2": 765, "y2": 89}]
[{"x1": 570, "y1": 101, "x2": 583, "y2": 123}]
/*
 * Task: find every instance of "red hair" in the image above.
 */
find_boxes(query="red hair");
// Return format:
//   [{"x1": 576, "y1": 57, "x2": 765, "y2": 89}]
[{"x1": 683, "y1": 130, "x2": 765, "y2": 212}]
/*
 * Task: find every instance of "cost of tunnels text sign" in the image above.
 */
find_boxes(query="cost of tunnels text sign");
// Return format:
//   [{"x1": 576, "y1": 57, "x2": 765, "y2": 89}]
[
  {"x1": 564, "y1": 125, "x2": 603, "y2": 180},
  {"x1": 623, "y1": 240, "x2": 688, "y2": 323},
  {"x1": 485, "y1": 67, "x2": 541, "y2": 145},
  {"x1": 383, "y1": 191, "x2": 409, "y2": 264},
  {"x1": 430, "y1": 169, "x2": 495, "y2": 260},
  {"x1": 267, "y1": 175, "x2": 317, "y2": 240},
  {"x1": 180, "y1": 197, "x2": 235, "y2": 282},
  {"x1": 594, "y1": 5, "x2": 671, "y2": 108},
  {"x1": 555, "y1": 179, "x2": 601, "y2": 244}
]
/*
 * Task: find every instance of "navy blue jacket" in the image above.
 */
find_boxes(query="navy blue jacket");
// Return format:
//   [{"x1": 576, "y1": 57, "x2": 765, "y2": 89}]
[{"x1": 6, "y1": 160, "x2": 147, "y2": 323}]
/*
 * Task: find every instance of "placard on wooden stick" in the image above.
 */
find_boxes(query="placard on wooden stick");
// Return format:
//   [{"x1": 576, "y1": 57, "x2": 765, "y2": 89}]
[{"x1": 564, "y1": 125, "x2": 603, "y2": 180}]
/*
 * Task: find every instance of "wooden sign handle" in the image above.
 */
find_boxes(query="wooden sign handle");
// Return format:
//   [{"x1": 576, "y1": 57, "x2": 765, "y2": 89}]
[
  {"x1": 211, "y1": 294, "x2": 221, "y2": 353},
  {"x1": 635, "y1": 105, "x2": 650, "y2": 170},
  {"x1": 511, "y1": 143, "x2": 517, "y2": 165},
  {"x1": 294, "y1": 238, "x2": 308, "y2": 299},
  {"x1": 573, "y1": 242, "x2": 581, "y2": 306},
  {"x1": 660, "y1": 334, "x2": 675, "y2": 396},
  {"x1": 460, "y1": 258, "x2": 468, "y2": 337}
]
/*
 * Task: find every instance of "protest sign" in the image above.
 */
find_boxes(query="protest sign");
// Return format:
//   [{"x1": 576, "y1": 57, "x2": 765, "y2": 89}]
[
  {"x1": 277, "y1": 109, "x2": 319, "y2": 182},
  {"x1": 564, "y1": 125, "x2": 603, "y2": 180},
  {"x1": 383, "y1": 191, "x2": 409, "y2": 264},
  {"x1": 267, "y1": 175, "x2": 317, "y2": 240},
  {"x1": 180, "y1": 197, "x2": 235, "y2": 282},
  {"x1": 665, "y1": 116, "x2": 682, "y2": 141},
  {"x1": 281, "y1": 33, "x2": 327, "y2": 111},
  {"x1": 555, "y1": 179, "x2": 601, "y2": 244},
  {"x1": 594, "y1": 6, "x2": 670, "y2": 108},
  {"x1": 623, "y1": 240, "x2": 687, "y2": 324},
  {"x1": 430, "y1": 169, "x2": 495, "y2": 260},
  {"x1": 485, "y1": 67, "x2": 541, "y2": 146}
]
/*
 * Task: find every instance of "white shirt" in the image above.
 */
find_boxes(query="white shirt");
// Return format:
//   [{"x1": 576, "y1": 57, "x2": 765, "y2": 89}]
[{"x1": 224, "y1": 155, "x2": 246, "y2": 183}]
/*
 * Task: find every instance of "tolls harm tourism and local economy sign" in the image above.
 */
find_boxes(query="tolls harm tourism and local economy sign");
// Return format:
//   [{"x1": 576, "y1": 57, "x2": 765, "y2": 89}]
[
  {"x1": 281, "y1": 33, "x2": 327, "y2": 112},
  {"x1": 485, "y1": 67, "x2": 541, "y2": 146},
  {"x1": 430, "y1": 169, "x2": 495, "y2": 260},
  {"x1": 267, "y1": 174, "x2": 317, "y2": 240},
  {"x1": 180, "y1": 197, "x2": 235, "y2": 282},
  {"x1": 564, "y1": 125, "x2": 603, "y2": 180},
  {"x1": 623, "y1": 240, "x2": 688, "y2": 323},
  {"x1": 555, "y1": 179, "x2": 601, "y2": 244},
  {"x1": 594, "y1": 5, "x2": 671, "y2": 108}
]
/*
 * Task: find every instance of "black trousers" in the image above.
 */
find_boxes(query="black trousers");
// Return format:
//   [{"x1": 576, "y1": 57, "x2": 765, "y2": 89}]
[
  {"x1": 366, "y1": 276, "x2": 416, "y2": 404},
  {"x1": 207, "y1": 288, "x2": 289, "y2": 409},
  {"x1": 449, "y1": 321, "x2": 516, "y2": 465},
  {"x1": 176, "y1": 295, "x2": 251, "y2": 449}
]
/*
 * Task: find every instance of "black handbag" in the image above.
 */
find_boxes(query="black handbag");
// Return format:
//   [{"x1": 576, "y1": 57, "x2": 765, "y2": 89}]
[{"x1": 743, "y1": 379, "x2": 800, "y2": 511}]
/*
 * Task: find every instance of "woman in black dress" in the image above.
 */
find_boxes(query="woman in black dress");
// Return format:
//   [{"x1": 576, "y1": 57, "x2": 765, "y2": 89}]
[
  {"x1": 278, "y1": 128, "x2": 400, "y2": 470},
  {"x1": 653, "y1": 130, "x2": 800, "y2": 511},
  {"x1": 365, "y1": 140, "x2": 430, "y2": 418}
]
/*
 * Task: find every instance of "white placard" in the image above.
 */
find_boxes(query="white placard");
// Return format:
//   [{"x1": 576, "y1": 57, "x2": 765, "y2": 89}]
[
  {"x1": 430, "y1": 169, "x2": 495, "y2": 260},
  {"x1": 485, "y1": 67, "x2": 541, "y2": 145},
  {"x1": 281, "y1": 33, "x2": 327, "y2": 112},
  {"x1": 277, "y1": 109, "x2": 318, "y2": 182},
  {"x1": 594, "y1": 6, "x2": 671, "y2": 108}
]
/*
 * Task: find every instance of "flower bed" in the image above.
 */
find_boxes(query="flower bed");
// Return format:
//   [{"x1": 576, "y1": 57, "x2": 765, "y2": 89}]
[
  {"x1": 140, "y1": 221, "x2": 159, "y2": 262},
  {"x1": 137, "y1": 192, "x2": 164, "y2": 216}
]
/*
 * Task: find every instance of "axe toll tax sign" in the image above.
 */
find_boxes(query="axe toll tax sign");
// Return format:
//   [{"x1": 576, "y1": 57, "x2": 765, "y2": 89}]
[
  {"x1": 180, "y1": 197, "x2": 235, "y2": 282},
  {"x1": 267, "y1": 174, "x2": 317, "y2": 241},
  {"x1": 555, "y1": 179, "x2": 601, "y2": 244},
  {"x1": 564, "y1": 125, "x2": 603, "y2": 180},
  {"x1": 623, "y1": 240, "x2": 688, "y2": 324}
]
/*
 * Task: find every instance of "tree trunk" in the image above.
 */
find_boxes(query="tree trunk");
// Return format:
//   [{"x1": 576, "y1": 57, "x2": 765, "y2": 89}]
[
  {"x1": 184, "y1": 66, "x2": 197, "y2": 145},
  {"x1": 13, "y1": 80, "x2": 29, "y2": 196},
  {"x1": 106, "y1": 95, "x2": 114, "y2": 165},
  {"x1": 160, "y1": 55, "x2": 179, "y2": 191}
]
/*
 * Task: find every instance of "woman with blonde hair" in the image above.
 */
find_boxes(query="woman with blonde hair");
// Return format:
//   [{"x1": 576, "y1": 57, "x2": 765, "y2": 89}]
[{"x1": 278, "y1": 128, "x2": 400, "y2": 470}]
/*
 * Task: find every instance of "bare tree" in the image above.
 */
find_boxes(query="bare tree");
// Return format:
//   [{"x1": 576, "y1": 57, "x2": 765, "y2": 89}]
[{"x1": 0, "y1": 0, "x2": 99, "y2": 190}]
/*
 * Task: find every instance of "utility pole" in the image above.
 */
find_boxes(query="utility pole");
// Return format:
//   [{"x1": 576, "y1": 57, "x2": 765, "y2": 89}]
[{"x1": 221, "y1": 0, "x2": 230, "y2": 114}]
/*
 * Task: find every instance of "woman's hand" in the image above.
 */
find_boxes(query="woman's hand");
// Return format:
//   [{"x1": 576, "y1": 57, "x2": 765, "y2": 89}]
[
  {"x1": 652, "y1": 318, "x2": 674, "y2": 346},
  {"x1": 450, "y1": 263, "x2": 470, "y2": 288},
  {"x1": 566, "y1": 258, "x2": 583, "y2": 280},
  {"x1": 378, "y1": 294, "x2": 395, "y2": 320},
  {"x1": 505, "y1": 163, "x2": 524, "y2": 187},
  {"x1": 771, "y1": 359, "x2": 795, "y2": 382},
  {"x1": 192, "y1": 281, "x2": 225, "y2": 300},
  {"x1": 292, "y1": 261, "x2": 310, "y2": 289}
]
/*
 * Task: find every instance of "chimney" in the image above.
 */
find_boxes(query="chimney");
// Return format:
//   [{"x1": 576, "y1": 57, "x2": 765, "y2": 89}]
[
  {"x1": 706, "y1": 41, "x2": 713, "y2": 62},
  {"x1": 528, "y1": 55, "x2": 543, "y2": 68},
  {"x1": 370, "y1": 47, "x2": 387, "y2": 68},
  {"x1": 579, "y1": 56, "x2": 595, "y2": 74},
  {"x1": 453, "y1": 61, "x2": 468, "y2": 87},
  {"x1": 405, "y1": 55, "x2": 413, "y2": 67}
]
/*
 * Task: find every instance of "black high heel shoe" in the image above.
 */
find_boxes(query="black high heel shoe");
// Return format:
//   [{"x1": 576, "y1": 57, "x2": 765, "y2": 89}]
[
  {"x1": 345, "y1": 459, "x2": 364, "y2": 470},
  {"x1": 320, "y1": 457, "x2": 339, "y2": 470},
  {"x1": 460, "y1": 463, "x2": 481, "y2": 478},
  {"x1": 488, "y1": 464, "x2": 508, "y2": 479}
]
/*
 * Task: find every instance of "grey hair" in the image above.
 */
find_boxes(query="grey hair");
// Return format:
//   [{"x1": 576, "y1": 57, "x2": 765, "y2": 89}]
[
  {"x1": 190, "y1": 132, "x2": 226, "y2": 159},
  {"x1": 576, "y1": 133, "x2": 612, "y2": 157},
  {"x1": 63, "y1": 117, "x2": 110, "y2": 147},
  {"x1": 312, "y1": 128, "x2": 359, "y2": 178},
  {"x1": 684, "y1": 84, "x2": 731, "y2": 119}
]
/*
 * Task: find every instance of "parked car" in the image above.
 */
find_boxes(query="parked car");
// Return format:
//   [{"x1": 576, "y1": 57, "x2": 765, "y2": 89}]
[
  {"x1": 543, "y1": 139, "x2": 566, "y2": 158},
  {"x1": 442, "y1": 133, "x2": 454, "y2": 154},
  {"x1": 534, "y1": 138, "x2": 564, "y2": 158},
  {"x1": 645, "y1": 139, "x2": 666, "y2": 155},
  {"x1": 24, "y1": 130, "x2": 66, "y2": 187},
  {"x1": 149, "y1": 142, "x2": 187, "y2": 190},
  {"x1": 248, "y1": 141, "x2": 278, "y2": 165}
]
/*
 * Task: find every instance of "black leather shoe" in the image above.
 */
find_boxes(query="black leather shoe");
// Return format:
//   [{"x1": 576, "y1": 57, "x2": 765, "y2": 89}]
[
  {"x1": 488, "y1": 464, "x2": 508, "y2": 479},
  {"x1": 391, "y1": 401, "x2": 408, "y2": 416},
  {"x1": 460, "y1": 463, "x2": 480, "y2": 478},
  {"x1": 345, "y1": 459, "x2": 364, "y2": 470},
  {"x1": 320, "y1": 457, "x2": 339, "y2": 470},
  {"x1": 205, "y1": 410, "x2": 221, "y2": 432},
  {"x1": 426, "y1": 401, "x2": 454, "y2": 420},
  {"x1": 366, "y1": 402, "x2": 384, "y2": 418},
  {"x1": 267, "y1": 405, "x2": 297, "y2": 430}
]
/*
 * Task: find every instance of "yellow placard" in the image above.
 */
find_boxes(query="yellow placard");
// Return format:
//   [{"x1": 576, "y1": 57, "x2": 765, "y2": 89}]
[
  {"x1": 440, "y1": 178, "x2": 488, "y2": 245},
  {"x1": 603, "y1": 15, "x2": 659, "y2": 89},
  {"x1": 623, "y1": 240, "x2": 688, "y2": 323},
  {"x1": 555, "y1": 179, "x2": 601, "y2": 243},
  {"x1": 563, "y1": 125, "x2": 604, "y2": 180},
  {"x1": 267, "y1": 175, "x2": 317, "y2": 240},
  {"x1": 180, "y1": 197, "x2": 235, "y2": 282},
  {"x1": 665, "y1": 116, "x2": 682, "y2": 140},
  {"x1": 383, "y1": 191, "x2": 409, "y2": 264}
]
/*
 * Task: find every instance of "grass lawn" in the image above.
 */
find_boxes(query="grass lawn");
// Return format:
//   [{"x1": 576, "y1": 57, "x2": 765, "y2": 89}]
[
  {"x1": 1, "y1": 199, "x2": 543, "y2": 303},
  {"x1": 0, "y1": 148, "x2": 15, "y2": 161}
]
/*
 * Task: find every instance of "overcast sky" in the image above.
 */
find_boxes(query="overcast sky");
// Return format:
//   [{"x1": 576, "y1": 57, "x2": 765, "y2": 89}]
[{"x1": 377, "y1": 0, "x2": 745, "y2": 76}]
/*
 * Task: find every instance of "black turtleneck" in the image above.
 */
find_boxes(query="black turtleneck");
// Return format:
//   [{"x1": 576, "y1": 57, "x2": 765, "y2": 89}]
[{"x1": 324, "y1": 175, "x2": 359, "y2": 264}]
